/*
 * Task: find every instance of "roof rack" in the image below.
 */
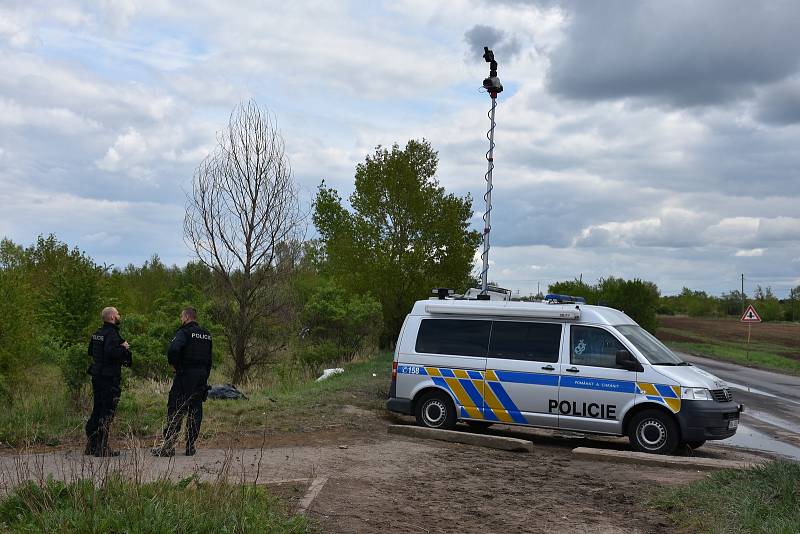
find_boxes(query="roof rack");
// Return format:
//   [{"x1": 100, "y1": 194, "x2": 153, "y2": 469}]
[{"x1": 425, "y1": 301, "x2": 581, "y2": 320}]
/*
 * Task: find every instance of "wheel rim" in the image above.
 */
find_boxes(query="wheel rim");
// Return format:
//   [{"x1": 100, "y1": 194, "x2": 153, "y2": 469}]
[
  {"x1": 636, "y1": 418, "x2": 667, "y2": 450},
  {"x1": 422, "y1": 399, "x2": 447, "y2": 427}
]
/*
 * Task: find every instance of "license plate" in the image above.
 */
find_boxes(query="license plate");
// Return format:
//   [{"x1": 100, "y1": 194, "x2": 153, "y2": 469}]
[{"x1": 728, "y1": 419, "x2": 739, "y2": 430}]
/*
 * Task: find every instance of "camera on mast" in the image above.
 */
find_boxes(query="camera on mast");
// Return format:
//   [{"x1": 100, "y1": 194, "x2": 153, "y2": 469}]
[{"x1": 482, "y1": 47, "x2": 503, "y2": 94}]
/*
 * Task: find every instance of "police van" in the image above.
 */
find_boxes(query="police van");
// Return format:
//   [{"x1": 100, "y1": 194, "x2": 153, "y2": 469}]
[{"x1": 386, "y1": 296, "x2": 743, "y2": 455}]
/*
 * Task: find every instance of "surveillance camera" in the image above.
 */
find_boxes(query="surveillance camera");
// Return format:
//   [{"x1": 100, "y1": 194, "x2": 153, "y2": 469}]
[{"x1": 483, "y1": 76, "x2": 503, "y2": 93}]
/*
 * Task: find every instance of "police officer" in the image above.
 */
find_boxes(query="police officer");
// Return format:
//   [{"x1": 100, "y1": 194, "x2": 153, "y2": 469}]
[
  {"x1": 85, "y1": 306, "x2": 132, "y2": 457},
  {"x1": 152, "y1": 307, "x2": 212, "y2": 457}
]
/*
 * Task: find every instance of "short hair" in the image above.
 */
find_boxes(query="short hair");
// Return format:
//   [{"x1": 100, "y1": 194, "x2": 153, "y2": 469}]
[
  {"x1": 101, "y1": 307, "x2": 118, "y2": 322},
  {"x1": 181, "y1": 307, "x2": 198, "y2": 321}
]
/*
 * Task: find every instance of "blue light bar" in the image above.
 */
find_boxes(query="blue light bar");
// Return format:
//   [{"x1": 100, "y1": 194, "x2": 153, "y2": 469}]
[{"x1": 545, "y1": 293, "x2": 586, "y2": 304}]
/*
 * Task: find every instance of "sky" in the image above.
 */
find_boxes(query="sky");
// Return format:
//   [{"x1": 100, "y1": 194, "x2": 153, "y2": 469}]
[{"x1": 1, "y1": 0, "x2": 798, "y2": 297}]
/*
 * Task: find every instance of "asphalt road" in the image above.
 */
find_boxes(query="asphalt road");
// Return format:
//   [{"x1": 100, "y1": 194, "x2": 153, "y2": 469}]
[{"x1": 678, "y1": 352, "x2": 800, "y2": 459}]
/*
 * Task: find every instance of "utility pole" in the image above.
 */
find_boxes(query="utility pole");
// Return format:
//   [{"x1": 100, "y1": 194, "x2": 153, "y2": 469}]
[{"x1": 741, "y1": 273, "x2": 745, "y2": 313}]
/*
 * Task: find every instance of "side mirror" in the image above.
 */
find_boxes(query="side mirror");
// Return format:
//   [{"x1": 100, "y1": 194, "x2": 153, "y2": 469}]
[{"x1": 616, "y1": 350, "x2": 644, "y2": 372}]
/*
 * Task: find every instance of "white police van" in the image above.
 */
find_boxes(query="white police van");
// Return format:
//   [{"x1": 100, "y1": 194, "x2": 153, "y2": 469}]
[{"x1": 386, "y1": 295, "x2": 743, "y2": 455}]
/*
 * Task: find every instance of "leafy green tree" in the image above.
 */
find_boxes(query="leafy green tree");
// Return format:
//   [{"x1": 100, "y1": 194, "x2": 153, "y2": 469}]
[
  {"x1": 787, "y1": 286, "x2": 800, "y2": 322},
  {"x1": 549, "y1": 277, "x2": 660, "y2": 333},
  {"x1": 719, "y1": 290, "x2": 746, "y2": 316},
  {"x1": 597, "y1": 277, "x2": 660, "y2": 333},
  {"x1": 314, "y1": 140, "x2": 481, "y2": 342},
  {"x1": 547, "y1": 279, "x2": 599, "y2": 303},
  {"x1": 754, "y1": 285, "x2": 782, "y2": 322},
  {"x1": 16, "y1": 235, "x2": 105, "y2": 344}
]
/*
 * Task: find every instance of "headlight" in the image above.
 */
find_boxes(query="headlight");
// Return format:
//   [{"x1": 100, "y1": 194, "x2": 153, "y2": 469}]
[{"x1": 681, "y1": 387, "x2": 711, "y2": 401}]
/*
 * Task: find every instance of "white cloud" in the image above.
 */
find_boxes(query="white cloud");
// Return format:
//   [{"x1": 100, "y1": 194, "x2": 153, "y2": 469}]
[
  {"x1": 735, "y1": 248, "x2": 765, "y2": 257},
  {"x1": 96, "y1": 127, "x2": 147, "y2": 171}
]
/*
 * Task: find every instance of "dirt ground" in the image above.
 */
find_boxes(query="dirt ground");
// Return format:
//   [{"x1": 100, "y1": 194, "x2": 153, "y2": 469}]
[
  {"x1": 657, "y1": 315, "x2": 800, "y2": 357},
  {"x1": 0, "y1": 406, "x2": 772, "y2": 534}
]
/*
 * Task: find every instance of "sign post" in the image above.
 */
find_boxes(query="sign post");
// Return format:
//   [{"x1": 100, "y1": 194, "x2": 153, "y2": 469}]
[{"x1": 740, "y1": 304, "x2": 762, "y2": 361}]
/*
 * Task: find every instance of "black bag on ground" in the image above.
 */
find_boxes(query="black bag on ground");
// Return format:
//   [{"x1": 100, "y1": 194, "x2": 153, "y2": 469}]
[{"x1": 207, "y1": 384, "x2": 247, "y2": 400}]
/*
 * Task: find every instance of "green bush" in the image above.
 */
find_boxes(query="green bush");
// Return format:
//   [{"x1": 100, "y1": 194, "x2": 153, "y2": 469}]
[
  {"x1": 47, "y1": 339, "x2": 89, "y2": 401},
  {"x1": 0, "y1": 476, "x2": 313, "y2": 533},
  {"x1": 0, "y1": 266, "x2": 37, "y2": 400},
  {"x1": 299, "y1": 340, "x2": 342, "y2": 369},
  {"x1": 547, "y1": 279, "x2": 599, "y2": 303},
  {"x1": 598, "y1": 277, "x2": 660, "y2": 333},
  {"x1": 549, "y1": 277, "x2": 660, "y2": 333},
  {"x1": 121, "y1": 313, "x2": 174, "y2": 379},
  {"x1": 299, "y1": 280, "x2": 382, "y2": 369}
]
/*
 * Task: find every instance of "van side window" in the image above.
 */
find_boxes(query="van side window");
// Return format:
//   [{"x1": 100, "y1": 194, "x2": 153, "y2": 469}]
[
  {"x1": 488, "y1": 321, "x2": 561, "y2": 363},
  {"x1": 415, "y1": 319, "x2": 491, "y2": 357},
  {"x1": 570, "y1": 326, "x2": 625, "y2": 369}
]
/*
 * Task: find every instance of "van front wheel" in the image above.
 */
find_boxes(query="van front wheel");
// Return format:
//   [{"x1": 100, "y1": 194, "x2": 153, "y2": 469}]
[
  {"x1": 416, "y1": 391, "x2": 457, "y2": 430},
  {"x1": 628, "y1": 409, "x2": 680, "y2": 455}
]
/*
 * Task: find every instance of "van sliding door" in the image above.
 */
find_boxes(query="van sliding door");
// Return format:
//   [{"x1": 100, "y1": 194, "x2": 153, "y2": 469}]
[{"x1": 483, "y1": 321, "x2": 563, "y2": 428}]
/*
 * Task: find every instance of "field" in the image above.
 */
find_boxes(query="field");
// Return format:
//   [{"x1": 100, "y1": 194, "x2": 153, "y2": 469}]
[{"x1": 656, "y1": 315, "x2": 800, "y2": 375}]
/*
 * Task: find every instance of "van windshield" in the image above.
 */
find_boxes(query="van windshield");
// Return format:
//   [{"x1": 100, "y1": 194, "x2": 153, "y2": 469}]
[{"x1": 615, "y1": 325, "x2": 687, "y2": 365}]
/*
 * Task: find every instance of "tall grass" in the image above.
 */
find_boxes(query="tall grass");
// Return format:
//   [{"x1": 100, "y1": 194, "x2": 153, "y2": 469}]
[
  {"x1": 651, "y1": 460, "x2": 800, "y2": 533},
  {"x1": 0, "y1": 352, "x2": 392, "y2": 447},
  {"x1": 0, "y1": 476, "x2": 313, "y2": 533},
  {"x1": 0, "y1": 365, "x2": 85, "y2": 446},
  {"x1": 0, "y1": 429, "x2": 316, "y2": 533}
]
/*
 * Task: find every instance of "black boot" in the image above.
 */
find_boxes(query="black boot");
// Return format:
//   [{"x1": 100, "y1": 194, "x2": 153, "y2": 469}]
[{"x1": 185, "y1": 445, "x2": 196, "y2": 456}]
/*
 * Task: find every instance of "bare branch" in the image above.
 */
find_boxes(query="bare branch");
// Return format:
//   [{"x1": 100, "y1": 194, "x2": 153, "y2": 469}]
[{"x1": 184, "y1": 100, "x2": 306, "y2": 383}]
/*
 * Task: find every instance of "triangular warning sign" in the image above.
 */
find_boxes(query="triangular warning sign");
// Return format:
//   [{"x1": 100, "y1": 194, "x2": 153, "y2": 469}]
[{"x1": 740, "y1": 304, "x2": 762, "y2": 323}]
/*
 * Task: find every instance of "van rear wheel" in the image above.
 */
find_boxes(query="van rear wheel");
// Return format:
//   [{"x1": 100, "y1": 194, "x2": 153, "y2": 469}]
[
  {"x1": 628, "y1": 409, "x2": 680, "y2": 455},
  {"x1": 416, "y1": 391, "x2": 457, "y2": 430}
]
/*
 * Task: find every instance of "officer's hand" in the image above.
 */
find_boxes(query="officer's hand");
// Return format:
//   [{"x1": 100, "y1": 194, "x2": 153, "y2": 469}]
[{"x1": 122, "y1": 341, "x2": 130, "y2": 350}]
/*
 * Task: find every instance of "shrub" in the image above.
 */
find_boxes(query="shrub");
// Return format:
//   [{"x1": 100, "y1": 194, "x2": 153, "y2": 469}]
[
  {"x1": 47, "y1": 339, "x2": 89, "y2": 402},
  {"x1": 299, "y1": 280, "x2": 382, "y2": 369},
  {"x1": 598, "y1": 277, "x2": 660, "y2": 333},
  {"x1": 549, "y1": 277, "x2": 660, "y2": 333},
  {"x1": 0, "y1": 268, "x2": 37, "y2": 401}
]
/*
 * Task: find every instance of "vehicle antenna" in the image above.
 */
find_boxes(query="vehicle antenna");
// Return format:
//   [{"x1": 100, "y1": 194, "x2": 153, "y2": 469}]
[{"x1": 479, "y1": 47, "x2": 503, "y2": 297}]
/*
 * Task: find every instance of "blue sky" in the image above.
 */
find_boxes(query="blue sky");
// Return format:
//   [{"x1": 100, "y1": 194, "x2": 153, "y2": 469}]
[{"x1": 1, "y1": 0, "x2": 798, "y2": 297}]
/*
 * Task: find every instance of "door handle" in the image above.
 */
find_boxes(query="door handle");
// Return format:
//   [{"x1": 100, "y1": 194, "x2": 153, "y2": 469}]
[
  {"x1": 565, "y1": 367, "x2": 580, "y2": 373},
  {"x1": 541, "y1": 365, "x2": 555, "y2": 371}
]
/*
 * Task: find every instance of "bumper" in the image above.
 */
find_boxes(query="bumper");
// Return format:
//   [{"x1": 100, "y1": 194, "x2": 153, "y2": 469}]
[
  {"x1": 677, "y1": 400, "x2": 744, "y2": 441},
  {"x1": 386, "y1": 397, "x2": 413, "y2": 415}
]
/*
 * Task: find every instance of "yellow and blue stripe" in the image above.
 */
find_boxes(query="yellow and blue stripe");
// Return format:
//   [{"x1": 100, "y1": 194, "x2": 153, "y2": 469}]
[
  {"x1": 397, "y1": 365, "x2": 682, "y2": 420},
  {"x1": 636, "y1": 382, "x2": 681, "y2": 413}
]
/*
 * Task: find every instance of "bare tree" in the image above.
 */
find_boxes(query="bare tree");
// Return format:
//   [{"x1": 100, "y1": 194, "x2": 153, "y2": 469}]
[{"x1": 185, "y1": 101, "x2": 304, "y2": 383}]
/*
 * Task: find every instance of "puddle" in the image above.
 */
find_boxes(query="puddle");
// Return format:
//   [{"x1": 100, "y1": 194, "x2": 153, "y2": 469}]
[
  {"x1": 745, "y1": 410, "x2": 800, "y2": 435},
  {"x1": 720, "y1": 424, "x2": 800, "y2": 461}
]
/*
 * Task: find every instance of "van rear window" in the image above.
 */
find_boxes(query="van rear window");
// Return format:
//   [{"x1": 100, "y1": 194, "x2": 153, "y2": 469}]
[
  {"x1": 488, "y1": 321, "x2": 562, "y2": 363},
  {"x1": 415, "y1": 319, "x2": 491, "y2": 357}
]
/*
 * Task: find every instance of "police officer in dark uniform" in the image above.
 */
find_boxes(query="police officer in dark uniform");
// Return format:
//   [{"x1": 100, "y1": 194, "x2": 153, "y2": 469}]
[
  {"x1": 152, "y1": 307, "x2": 212, "y2": 457},
  {"x1": 85, "y1": 306, "x2": 132, "y2": 457}
]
